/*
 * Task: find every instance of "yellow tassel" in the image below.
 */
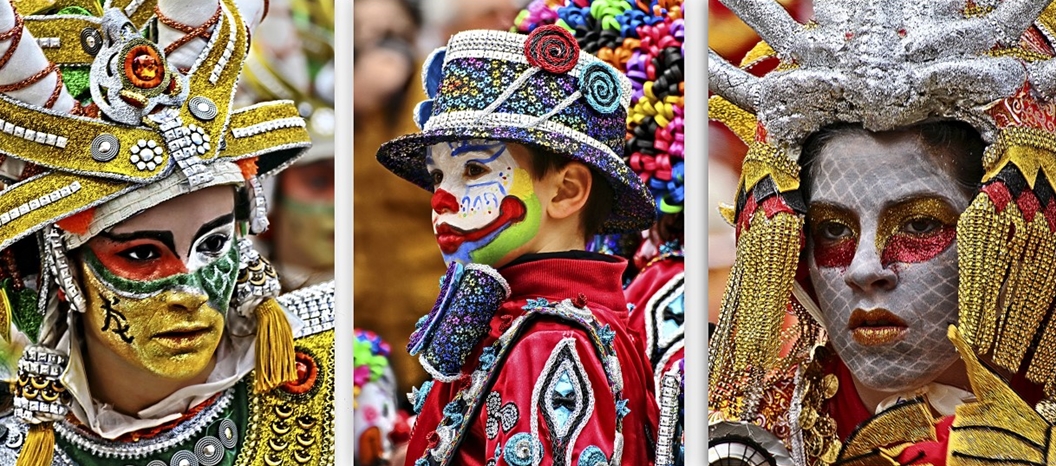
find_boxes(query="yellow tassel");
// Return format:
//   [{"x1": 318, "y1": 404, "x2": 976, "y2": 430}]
[
  {"x1": 253, "y1": 297, "x2": 297, "y2": 394},
  {"x1": 16, "y1": 423, "x2": 55, "y2": 466}
]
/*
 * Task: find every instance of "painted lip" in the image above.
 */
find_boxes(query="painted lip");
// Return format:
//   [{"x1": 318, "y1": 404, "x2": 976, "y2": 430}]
[
  {"x1": 151, "y1": 325, "x2": 215, "y2": 349},
  {"x1": 434, "y1": 196, "x2": 527, "y2": 254},
  {"x1": 848, "y1": 308, "x2": 908, "y2": 346}
]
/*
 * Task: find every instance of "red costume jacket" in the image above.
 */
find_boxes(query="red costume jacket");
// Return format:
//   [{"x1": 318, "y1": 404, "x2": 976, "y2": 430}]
[{"x1": 405, "y1": 253, "x2": 660, "y2": 466}]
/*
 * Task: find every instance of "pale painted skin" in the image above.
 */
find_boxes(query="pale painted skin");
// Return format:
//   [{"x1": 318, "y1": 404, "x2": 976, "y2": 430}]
[
  {"x1": 805, "y1": 129, "x2": 971, "y2": 394},
  {"x1": 354, "y1": 367, "x2": 398, "y2": 466},
  {"x1": 426, "y1": 139, "x2": 541, "y2": 266},
  {"x1": 79, "y1": 186, "x2": 238, "y2": 412}
]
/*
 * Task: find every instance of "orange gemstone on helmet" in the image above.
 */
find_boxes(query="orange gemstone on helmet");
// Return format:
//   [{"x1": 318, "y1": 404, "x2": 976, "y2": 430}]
[{"x1": 124, "y1": 44, "x2": 164, "y2": 89}]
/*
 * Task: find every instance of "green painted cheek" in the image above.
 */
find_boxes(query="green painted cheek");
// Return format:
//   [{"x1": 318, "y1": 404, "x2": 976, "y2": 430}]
[
  {"x1": 196, "y1": 246, "x2": 239, "y2": 309},
  {"x1": 84, "y1": 246, "x2": 240, "y2": 311},
  {"x1": 469, "y1": 193, "x2": 542, "y2": 266}
]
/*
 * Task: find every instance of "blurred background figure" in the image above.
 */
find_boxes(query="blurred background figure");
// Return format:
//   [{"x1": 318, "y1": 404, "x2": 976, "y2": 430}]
[
  {"x1": 354, "y1": 329, "x2": 410, "y2": 466},
  {"x1": 239, "y1": 0, "x2": 337, "y2": 290},
  {"x1": 353, "y1": 0, "x2": 529, "y2": 402}
]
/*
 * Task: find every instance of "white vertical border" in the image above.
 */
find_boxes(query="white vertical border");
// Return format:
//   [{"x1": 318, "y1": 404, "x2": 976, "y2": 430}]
[
  {"x1": 333, "y1": 0, "x2": 353, "y2": 463},
  {"x1": 684, "y1": 2, "x2": 708, "y2": 465}
]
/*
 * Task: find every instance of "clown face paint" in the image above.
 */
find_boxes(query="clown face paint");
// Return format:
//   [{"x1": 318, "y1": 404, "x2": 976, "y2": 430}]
[
  {"x1": 354, "y1": 366, "x2": 397, "y2": 465},
  {"x1": 79, "y1": 187, "x2": 238, "y2": 381},
  {"x1": 805, "y1": 130, "x2": 971, "y2": 392},
  {"x1": 426, "y1": 139, "x2": 541, "y2": 266}
]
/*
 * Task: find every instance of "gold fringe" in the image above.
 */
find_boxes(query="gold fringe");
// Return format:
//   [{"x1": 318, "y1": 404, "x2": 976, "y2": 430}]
[
  {"x1": 959, "y1": 131, "x2": 1056, "y2": 397},
  {"x1": 709, "y1": 208, "x2": 802, "y2": 419},
  {"x1": 739, "y1": 40, "x2": 776, "y2": 69},
  {"x1": 253, "y1": 297, "x2": 297, "y2": 394},
  {"x1": 16, "y1": 423, "x2": 54, "y2": 466}
]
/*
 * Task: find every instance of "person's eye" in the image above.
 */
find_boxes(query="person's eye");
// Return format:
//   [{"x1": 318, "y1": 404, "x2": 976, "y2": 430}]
[
  {"x1": 197, "y1": 234, "x2": 229, "y2": 255},
  {"x1": 118, "y1": 245, "x2": 160, "y2": 261},
  {"x1": 430, "y1": 169, "x2": 443, "y2": 187},
  {"x1": 817, "y1": 221, "x2": 853, "y2": 241},
  {"x1": 903, "y1": 217, "x2": 942, "y2": 235},
  {"x1": 465, "y1": 162, "x2": 489, "y2": 178}
]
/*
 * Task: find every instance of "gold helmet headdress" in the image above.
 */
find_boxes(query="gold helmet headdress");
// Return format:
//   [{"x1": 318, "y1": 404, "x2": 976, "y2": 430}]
[
  {"x1": 0, "y1": 1, "x2": 311, "y2": 464},
  {"x1": 711, "y1": 0, "x2": 1056, "y2": 462}
]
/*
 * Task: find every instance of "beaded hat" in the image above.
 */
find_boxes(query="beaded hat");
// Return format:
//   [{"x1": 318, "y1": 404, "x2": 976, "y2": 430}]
[
  {"x1": 513, "y1": 0, "x2": 684, "y2": 261},
  {"x1": 0, "y1": 1, "x2": 310, "y2": 464},
  {"x1": 376, "y1": 26, "x2": 656, "y2": 234},
  {"x1": 709, "y1": 0, "x2": 1056, "y2": 460}
]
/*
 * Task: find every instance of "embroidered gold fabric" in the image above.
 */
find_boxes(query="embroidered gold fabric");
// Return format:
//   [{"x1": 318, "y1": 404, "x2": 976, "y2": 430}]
[
  {"x1": 236, "y1": 328, "x2": 335, "y2": 466},
  {"x1": 947, "y1": 326, "x2": 1055, "y2": 466}
]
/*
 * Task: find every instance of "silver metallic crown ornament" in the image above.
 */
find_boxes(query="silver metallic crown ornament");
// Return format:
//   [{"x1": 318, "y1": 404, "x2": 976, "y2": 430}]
[{"x1": 709, "y1": 0, "x2": 1056, "y2": 152}]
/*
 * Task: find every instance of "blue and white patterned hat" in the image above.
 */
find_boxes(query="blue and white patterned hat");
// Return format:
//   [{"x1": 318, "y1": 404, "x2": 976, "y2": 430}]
[{"x1": 376, "y1": 27, "x2": 656, "y2": 234}]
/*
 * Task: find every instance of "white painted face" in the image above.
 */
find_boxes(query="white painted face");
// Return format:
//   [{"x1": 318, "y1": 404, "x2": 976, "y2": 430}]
[
  {"x1": 425, "y1": 139, "x2": 540, "y2": 266},
  {"x1": 354, "y1": 367, "x2": 397, "y2": 466},
  {"x1": 805, "y1": 129, "x2": 970, "y2": 392}
]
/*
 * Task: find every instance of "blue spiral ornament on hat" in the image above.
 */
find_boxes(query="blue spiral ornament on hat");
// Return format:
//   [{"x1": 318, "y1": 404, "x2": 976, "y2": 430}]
[{"x1": 580, "y1": 62, "x2": 622, "y2": 114}]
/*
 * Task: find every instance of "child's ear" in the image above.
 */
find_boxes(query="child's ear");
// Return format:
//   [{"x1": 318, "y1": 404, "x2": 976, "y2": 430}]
[{"x1": 547, "y1": 162, "x2": 592, "y2": 221}]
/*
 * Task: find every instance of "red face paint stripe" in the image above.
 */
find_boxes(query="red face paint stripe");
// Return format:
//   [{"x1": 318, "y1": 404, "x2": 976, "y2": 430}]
[
  {"x1": 880, "y1": 227, "x2": 956, "y2": 266},
  {"x1": 813, "y1": 237, "x2": 856, "y2": 269},
  {"x1": 88, "y1": 238, "x2": 188, "y2": 281}
]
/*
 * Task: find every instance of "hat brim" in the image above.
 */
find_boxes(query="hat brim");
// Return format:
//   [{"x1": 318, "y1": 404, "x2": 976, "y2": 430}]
[{"x1": 377, "y1": 127, "x2": 656, "y2": 234}]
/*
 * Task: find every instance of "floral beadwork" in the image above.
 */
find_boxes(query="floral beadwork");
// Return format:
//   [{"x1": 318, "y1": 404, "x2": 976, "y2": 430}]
[
  {"x1": 408, "y1": 263, "x2": 510, "y2": 381},
  {"x1": 485, "y1": 392, "x2": 520, "y2": 440},
  {"x1": 524, "y1": 25, "x2": 580, "y2": 74},
  {"x1": 580, "y1": 62, "x2": 622, "y2": 114}
]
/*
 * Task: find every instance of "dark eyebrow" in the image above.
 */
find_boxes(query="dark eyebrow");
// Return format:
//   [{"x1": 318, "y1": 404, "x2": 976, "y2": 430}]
[
  {"x1": 192, "y1": 214, "x2": 235, "y2": 245},
  {"x1": 99, "y1": 230, "x2": 179, "y2": 258}
]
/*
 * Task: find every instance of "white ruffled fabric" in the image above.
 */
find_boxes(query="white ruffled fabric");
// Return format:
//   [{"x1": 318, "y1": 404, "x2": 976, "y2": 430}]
[{"x1": 875, "y1": 383, "x2": 975, "y2": 416}]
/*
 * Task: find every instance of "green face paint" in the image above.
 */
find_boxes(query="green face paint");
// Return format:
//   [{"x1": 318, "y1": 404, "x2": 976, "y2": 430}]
[
  {"x1": 82, "y1": 246, "x2": 239, "y2": 312},
  {"x1": 468, "y1": 192, "x2": 542, "y2": 265}
]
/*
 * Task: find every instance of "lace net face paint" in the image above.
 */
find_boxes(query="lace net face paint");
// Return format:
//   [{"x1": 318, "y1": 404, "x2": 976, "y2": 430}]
[
  {"x1": 78, "y1": 187, "x2": 239, "y2": 380},
  {"x1": 805, "y1": 129, "x2": 971, "y2": 392},
  {"x1": 426, "y1": 139, "x2": 542, "y2": 266}
]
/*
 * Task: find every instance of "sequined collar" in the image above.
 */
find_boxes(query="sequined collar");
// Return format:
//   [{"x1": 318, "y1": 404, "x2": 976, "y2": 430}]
[{"x1": 53, "y1": 385, "x2": 242, "y2": 464}]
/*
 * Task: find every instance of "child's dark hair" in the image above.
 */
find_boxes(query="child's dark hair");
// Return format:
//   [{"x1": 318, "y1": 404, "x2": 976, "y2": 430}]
[{"x1": 525, "y1": 146, "x2": 614, "y2": 242}]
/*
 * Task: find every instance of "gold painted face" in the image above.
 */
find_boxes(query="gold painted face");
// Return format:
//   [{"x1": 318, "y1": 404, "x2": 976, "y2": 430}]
[
  {"x1": 80, "y1": 264, "x2": 226, "y2": 379},
  {"x1": 78, "y1": 186, "x2": 237, "y2": 381}
]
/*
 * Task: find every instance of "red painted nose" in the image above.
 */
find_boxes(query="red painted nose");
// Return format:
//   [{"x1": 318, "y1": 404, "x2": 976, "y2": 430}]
[{"x1": 431, "y1": 189, "x2": 459, "y2": 214}]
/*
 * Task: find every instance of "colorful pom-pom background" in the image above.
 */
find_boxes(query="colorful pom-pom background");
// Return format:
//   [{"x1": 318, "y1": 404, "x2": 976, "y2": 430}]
[
  {"x1": 354, "y1": 329, "x2": 392, "y2": 406},
  {"x1": 515, "y1": 0, "x2": 684, "y2": 259}
]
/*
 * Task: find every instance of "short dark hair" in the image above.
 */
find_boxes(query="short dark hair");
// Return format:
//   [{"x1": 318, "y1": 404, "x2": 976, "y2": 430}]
[
  {"x1": 524, "y1": 146, "x2": 614, "y2": 241},
  {"x1": 800, "y1": 121, "x2": 985, "y2": 201}
]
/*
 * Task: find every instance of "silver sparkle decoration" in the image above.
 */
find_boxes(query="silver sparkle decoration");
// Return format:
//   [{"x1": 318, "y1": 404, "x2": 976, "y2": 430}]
[
  {"x1": 89, "y1": 9, "x2": 188, "y2": 126},
  {"x1": 709, "y1": 0, "x2": 1054, "y2": 152}
]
